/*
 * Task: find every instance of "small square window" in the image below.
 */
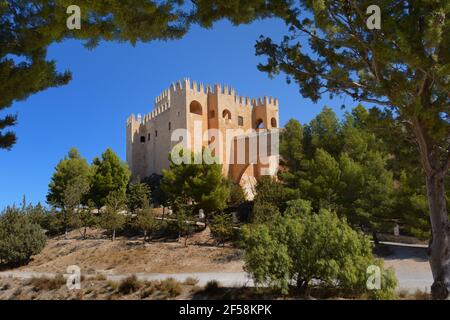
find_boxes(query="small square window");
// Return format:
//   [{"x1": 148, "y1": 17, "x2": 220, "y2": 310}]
[
  {"x1": 140, "y1": 136, "x2": 145, "y2": 143},
  {"x1": 238, "y1": 116, "x2": 244, "y2": 126},
  {"x1": 168, "y1": 122, "x2": 171, "y2": 130}
]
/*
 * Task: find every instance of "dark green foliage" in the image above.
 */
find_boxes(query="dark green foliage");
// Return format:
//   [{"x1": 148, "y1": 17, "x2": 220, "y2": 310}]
[
  {"x1": 161, "y1": 149, "x2": 230, "y2": 218},
  {"x1": 101, "y1": 190, "x2": 127, "y2": 241},
  {"x1": 47, "y1": 148, "x2": 91, "y2": 208},
  {"x1": 251, "y1": 201, "x2": 280, "y2": 225},
  {"x1": 89, "y1": 148, "x2": 130, "y2": 208},
  {"x1": 253, "y1": 176, "x2": 291, "y2": 212},
  {"x1": 210, "y1": 214, "x2": 234, "y2": 245},
  {"x1": 279, "y1": 107, "x2": 396, "y2": 233},
  {"x1": 252, "y1": 1, "x2": 448, "y2": 296},
  {"x1": 70, "y1": 200, "x2": 98, "y2": 239},
  {"x1": 134, "y1": 207, "x2": 156, "y2": 242},
  {"x1": 22, "y1": 202, "x2": 49, "y2": 228},
  {"x1": 173, "y1": 201, "x2": 196, "y2": 247},
  {"x1": 227, "y1": 180, "x2": 246, "y2": 208},
  {"x1": 143, "y1": 174, "x2": 165, "y2": 206},
  {"x1": 127, "y1": 178, "x2": 151, "y2": 214},
  {"x1": 0, "y1": 207, "x2": 47, "y2": 266}
]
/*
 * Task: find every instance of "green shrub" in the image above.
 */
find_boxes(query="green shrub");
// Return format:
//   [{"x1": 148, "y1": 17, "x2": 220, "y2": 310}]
[
  {"x1": 210, "y1": 214, "x2": 234, "y2": 245},
  {"x1": 240, "y1": 205, "x2": 397, "y2": 298},
  {"x1": 227, "y1": 181, "x2": 246, "y2": 207},
  {"x1": 0, "y1": 208, "x2": 47, "y2": 266},
  {"x1": 251, "y1": 201, "x2": 280, "y2": 224}
]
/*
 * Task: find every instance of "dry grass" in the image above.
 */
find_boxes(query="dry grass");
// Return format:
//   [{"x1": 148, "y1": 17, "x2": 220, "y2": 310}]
[
  {"x1": 0, "y1": 275, "x2": 195, "y2": 300},
  {"x1": 27, "y1": 274, "x2": 66, "y2": 292},
  {"x1": 117, "y1": 275, "x2": 142, "y2": 294},
  {"x1": 396, "y1": 288, "x2": 431, "y2": 300},
  {"x1": 94, "y1": 274, "x2": 107, "y2": 281},
  {"x1": 398, "y1": 289, "x2": 409, "y2": 299},
  {"x1": 16, "y1": 229, "x2": 244, "y2": 275},
  {"x1": 155, "y1": 278, "x2": 183, "y2": 298},
  {"x1": 412, "y1": 289, "x2": 431, "y2": 300},
  {"x1": 183, "y1": 277, "x2": 199, "y2": 286}
]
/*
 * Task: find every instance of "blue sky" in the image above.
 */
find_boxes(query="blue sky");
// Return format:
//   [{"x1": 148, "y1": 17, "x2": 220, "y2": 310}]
[{"x1": 0, "y1": 18, "x2": 353, "y2": 209}]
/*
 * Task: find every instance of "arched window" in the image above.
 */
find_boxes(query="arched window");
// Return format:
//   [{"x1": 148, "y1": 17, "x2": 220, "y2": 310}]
[
  {"x1": 189, "y1": 101, "x2": 203, "y2": 115},
  {"x1": 222, "y1": 109, "x2": 231, "y2": 120},
  {"x1": 271, "y1": 118, "x2": 277, "y2": 128},
  {"x1": 256, "y1": 119, "x2": 264, "y2": 129}
]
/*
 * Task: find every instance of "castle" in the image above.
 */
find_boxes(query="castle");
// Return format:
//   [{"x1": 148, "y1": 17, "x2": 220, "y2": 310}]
[{"x1": 126, "y1": 79, "x2": 279, "y2": 198}]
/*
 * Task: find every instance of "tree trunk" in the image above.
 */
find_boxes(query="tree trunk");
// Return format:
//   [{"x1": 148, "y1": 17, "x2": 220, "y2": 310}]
[
  {"x1": 426, "y1": 172, "x2": 450, "y2": 300},
  {"x1": 112, "y1": 229, "x2": 116, "y2": 242},
  {"x1": 372, "y1": 230, "x2": 379, "y2": 245},
  {"x1": 143, "y1": 230, "x2": 147, "y2": 243}
]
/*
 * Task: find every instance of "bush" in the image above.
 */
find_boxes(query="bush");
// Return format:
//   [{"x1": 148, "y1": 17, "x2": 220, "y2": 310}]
[
  {"x1": 240, "y1": 205, "x2": 397, "y2": 298},
  {"x1": 0, "y1": 208, "x2": 47, "y2": 266},
  {"x1": 202, "y1": 280, "x2": 221, "y2": 295},
  {"x1": 183, "y1": 277, "x2": 199, "y2": 286},
  {"x1": 254, "y1": 176, "x2": 290, "y2": 212},
  {"x1": 227, "y1": 181, "x2": 246, "y2": 207},
  {"x1": 251, "y1": 201, "x2": 280, "y2": 224},
  {"x1": 156, "y1": 278, "x2": 182, "y2": 298},
  {"x1": 210, "y1": 214, "x2": 234, "y2": 245},
  {"x1": 118, "y1": 275, "x2": 141, "y2": 294}
]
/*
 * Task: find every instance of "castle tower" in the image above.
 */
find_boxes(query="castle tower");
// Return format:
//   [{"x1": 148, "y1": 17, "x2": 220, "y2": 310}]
[{"x1": 126, "y1": 79, "x2": 279, "y2": 198}]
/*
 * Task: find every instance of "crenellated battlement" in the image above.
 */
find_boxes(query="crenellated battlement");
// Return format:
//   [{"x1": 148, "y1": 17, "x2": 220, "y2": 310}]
[
  {"x1": 182, "y1": 78, "x2": 278, "y2": 107},
  {"x1": 127, "y1": 78, "x2": 279, "y2": 126},
  {"x1": 126, "y1": 78, "x2": 280, "y2": 192}
]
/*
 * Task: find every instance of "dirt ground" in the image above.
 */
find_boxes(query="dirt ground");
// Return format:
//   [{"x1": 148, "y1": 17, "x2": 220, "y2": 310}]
[
  {"x1": 0, "y1": 228, "x2": 434, "y2": 299},
  {"x1": 15, "y1": 228, "x2": 244, "y2": 275}
]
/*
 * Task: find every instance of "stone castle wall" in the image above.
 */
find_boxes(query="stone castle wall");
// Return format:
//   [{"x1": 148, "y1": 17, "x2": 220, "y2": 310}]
[{"x1": 126, "y1": 79, "x2": 279, "y2": 192}]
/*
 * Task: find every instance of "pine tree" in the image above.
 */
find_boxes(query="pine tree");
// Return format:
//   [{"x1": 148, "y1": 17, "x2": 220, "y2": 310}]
[
  {"x1": 252, "y1": 1, "x2": 449, "y2": 298},
  {"x1": 161, "y1": 149, "x2": 230, "y2": 223},
  {"x1": 0, "y1": 0, "x2": 189, "y2": 149},
  {"x1": 127, "y1": 178, "x2": 151, "y2": 214},
  {"x1": 102, "y1": 190, "x2": 127, "y2": 241},
  {"x1": 90, "y1": 148, "x2": 130, "y2": 208}
]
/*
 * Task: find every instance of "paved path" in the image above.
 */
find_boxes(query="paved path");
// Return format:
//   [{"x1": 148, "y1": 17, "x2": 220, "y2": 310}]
[{"x1": 380, "y1": 242, "x2": 432, "y2": 292}]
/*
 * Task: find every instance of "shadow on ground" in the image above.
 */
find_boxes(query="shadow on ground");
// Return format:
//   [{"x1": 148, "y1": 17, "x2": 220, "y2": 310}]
[{"x1": 375, "y1": 244, "x2": 428, "y2": 262}]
